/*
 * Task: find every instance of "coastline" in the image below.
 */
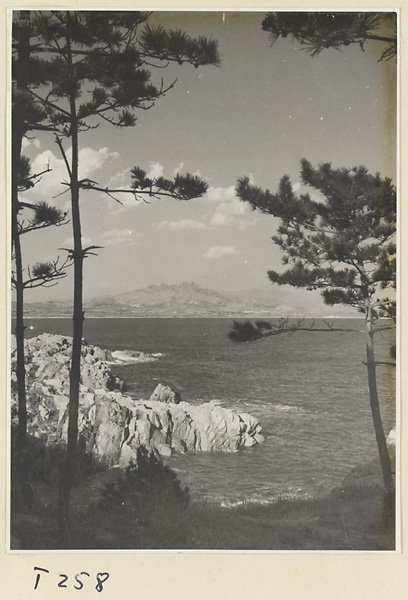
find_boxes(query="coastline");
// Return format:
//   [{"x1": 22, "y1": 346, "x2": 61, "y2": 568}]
[{"x1": 10, "y1": 331, "x2": 395, "y2": 550}]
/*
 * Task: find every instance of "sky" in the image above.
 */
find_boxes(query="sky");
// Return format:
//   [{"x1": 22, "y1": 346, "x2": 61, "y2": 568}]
[{"x1": 16, "y1": 11, "x2": 397, "y2": 305}]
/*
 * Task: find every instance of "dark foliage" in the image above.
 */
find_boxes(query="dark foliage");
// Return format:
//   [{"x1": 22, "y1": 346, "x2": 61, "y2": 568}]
[
  {"x1": 234, "y1": 159, "x2": 396, "y2": 536},
  {"x1": 236, "y1": 160, "x2": 396, "y2": 320},
  {"x1": 32, "y1": 202, "x2": 65, "y2": 226},
  {"x1": 229, "y1": 320, "x2": 269, "y2": 343},
  {"x1": 262, "y1": 12, "x2": 397, "y2": 62},
  {"x1": 14, "y1": 10, "x2": 218, "y2": 545},
  {"x1": 99, "y1": 447, "x2": 190, "y2": 522},
  {"x1": 10, "y1": 425, "x2": 106, "y2": 492}
]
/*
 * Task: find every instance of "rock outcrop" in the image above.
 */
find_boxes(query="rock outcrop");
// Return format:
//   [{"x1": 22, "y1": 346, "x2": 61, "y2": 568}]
[
  {"x1": 11, "y1": 334, "x2": 264, "y2": 467},
  {"x1": 149, "y1": 383, "x2": 181, "y2": 405}
]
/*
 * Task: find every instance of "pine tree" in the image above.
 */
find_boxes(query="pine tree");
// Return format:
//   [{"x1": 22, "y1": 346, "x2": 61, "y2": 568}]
[
  {"x1": 231, "y1": 159, "x2": 396, "y2": 537},
  {"x1": 12, "y1": 11, "x2": 69, "y2": 505},
  {"x1": 261, "y1": 12, "x2": 397, "y2": 61},
  {"x1": 24, "y1": 10, "x2": 220, "y2": 546}
]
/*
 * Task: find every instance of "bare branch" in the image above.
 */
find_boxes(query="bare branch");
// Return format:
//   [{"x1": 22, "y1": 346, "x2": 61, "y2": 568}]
[
  {"x1": 229, "y1": 318, "x2": 365, "y2": 343},
  {"x1": 55, "y1": 136, "x2": 72, "y2": 179}
]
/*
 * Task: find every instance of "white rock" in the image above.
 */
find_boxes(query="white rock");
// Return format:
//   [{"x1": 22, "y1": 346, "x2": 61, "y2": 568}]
[{"x1": 11, "y1": 335, "x2": 264, "y2": 467}]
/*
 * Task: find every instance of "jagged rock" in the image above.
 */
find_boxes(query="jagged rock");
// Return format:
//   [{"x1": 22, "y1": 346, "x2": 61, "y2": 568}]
[
  {"x1": 11, "y1": 333, "x2": 263, "y2": 468},
  {"x1": 150, "y1": 383, "x2": 181, "y2": 404}
]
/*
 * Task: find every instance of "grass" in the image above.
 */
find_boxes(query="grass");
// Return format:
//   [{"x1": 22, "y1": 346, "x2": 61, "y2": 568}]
[
  {"x1": 10, "y1": 426, "x2": 394, "y2": 551},
  {"x1": 11, "y1": 472, "x2": 393, "y2": 551}
]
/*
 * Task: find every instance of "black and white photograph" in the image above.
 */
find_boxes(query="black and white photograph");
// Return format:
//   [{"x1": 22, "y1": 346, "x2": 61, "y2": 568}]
[{"x1": 9, "y1": 9, "x2": 398, "y2": 554}]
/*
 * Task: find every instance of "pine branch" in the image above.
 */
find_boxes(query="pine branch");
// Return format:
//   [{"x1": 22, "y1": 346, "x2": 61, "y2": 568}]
[
  {"x1": 28, "y1": 89, "x2": 71, "y2": 118},
  {"x1": 22, "y1": 256, "x2": 72, "y2": 288},
  {"x1": 228, "y1": 318, "x2": 365, "y2": 343}
]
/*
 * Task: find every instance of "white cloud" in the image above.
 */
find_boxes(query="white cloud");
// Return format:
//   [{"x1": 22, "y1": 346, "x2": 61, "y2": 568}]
[
  {"x1": 210, "y1": 199, "x2": 249, "y2": 227},
  {"x1": 173, "y1": 162, "x2": 184, "y2": 176},
  {"x1": 292, "y1": 181, "x2": 325, "y2": 202},
  {"x1": 78, "y1": 147, "x2": 119, "y2": 176},
  {"x1": 205, "y1": 185, "x2": 236, "y2": 203},
  {"x1": 157, "y1": 218, "x2": 209, "y2": 231},
  {"x1": 107, "y1": 168, "x2": 131, "y2": 188},
  {"x1": 203, "y1": 185, "x2": 255, "y2": 230},
  {"x1": 22, "y1": 137, "x2": 41, "y2": 151},
  {"x1": 25, "y1": 146, "x2": 120, "y2": 205},
  {"x1": 105, "y1": 168, "x2": 140, "y2": 211},
  {"x1": 147, "y1": 161, "x2": 164, "y2": 180},
  {"x1": 203, "y1": 246, "x2": 240, "y2": 259},
  {"x1": 100, "y1": 228, "x2": 141, "y2": 248}
]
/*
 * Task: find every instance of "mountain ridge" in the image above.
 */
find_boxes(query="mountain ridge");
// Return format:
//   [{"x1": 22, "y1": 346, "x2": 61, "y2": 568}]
[{"x1": 14, "y1": 281, "x2": 356, "y2": 318}]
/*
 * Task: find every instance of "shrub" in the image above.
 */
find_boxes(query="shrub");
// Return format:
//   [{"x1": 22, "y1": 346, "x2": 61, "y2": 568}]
[{"x1": 99, "y1": 447, "x2": 190, "y2": 523}]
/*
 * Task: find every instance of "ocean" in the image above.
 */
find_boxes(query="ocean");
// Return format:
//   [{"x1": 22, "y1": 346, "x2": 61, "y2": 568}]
[{"x1": 21, "y1": 317, "x2": 396, "y2": 505}]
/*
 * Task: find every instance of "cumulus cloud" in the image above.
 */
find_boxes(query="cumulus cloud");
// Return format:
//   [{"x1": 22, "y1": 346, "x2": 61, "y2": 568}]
[
  {"x1": 105, "y1": 168, "x2": 141, "y2": 210},
  {"x1": 203, "y1": 245, "x2": 240, "y2": 259},
  {"x1": 147, "y1": 161, "x2": 164, "y2": 180},
  {"x1": 79, "y1": 147, "x2": 119, "y2": 175},
  {"x1": 22, "y1": 137, "x2": 41, "y2": 151},
  {"x1": 210, "y1": 198, "x2": 249, "y2": 227},
  {"x1": 202, "y1": 185, "x2": 255, "y2": 230},
  {"x1": 156, "y1": 218, "x2": 209, "y2": 231},
  {"x1": 25, "y1": 146, "x2": 120, "y2": 206},
  {"x1": 205, "y1": 185, "x2": 236, "y2": 203},
  {"x1": 173, "y1": 162, "x2": 184, "y2": 176},
  {"x1": 107, "y1": 167, "x2": 131, "y2": 188},
  {"x1": 292, "y1": 181, "x2": 325, "y2": 202}
]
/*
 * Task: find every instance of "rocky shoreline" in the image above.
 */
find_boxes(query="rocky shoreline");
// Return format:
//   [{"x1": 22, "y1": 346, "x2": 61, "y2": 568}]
[{"x1": 11, "y1": 334, "x2": 264, "y2": 467}]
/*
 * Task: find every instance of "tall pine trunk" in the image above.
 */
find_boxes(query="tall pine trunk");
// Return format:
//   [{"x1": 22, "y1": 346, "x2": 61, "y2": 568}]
[
  {"x1": 365, "y1": 302, "x2": 395, "y2": 540},
  {"x1": 12, "y1": 136, "x2": 33, "y2": 506},
  {"x1": 12, "y1": 10, "x2": 34, "y2": 506},
  {"x1": 57, "y1": 15, "x2": 83, "y2": 546}
]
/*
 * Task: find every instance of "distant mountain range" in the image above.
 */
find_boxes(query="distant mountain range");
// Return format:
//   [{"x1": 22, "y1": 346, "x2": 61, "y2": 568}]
[{"x1": 14, "y1": 282, "x2": 356, "y2": 318}]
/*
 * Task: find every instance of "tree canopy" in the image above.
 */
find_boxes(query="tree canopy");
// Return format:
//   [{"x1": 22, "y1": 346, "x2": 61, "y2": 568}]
[
  {"x1": 261, "y1": 12, "x2": 397, "y2": 62},
  {"x1": 232, "y1": 160, "x2": 396, "y2": 533},
  {"x1": 236, "y1": 159, "x2": 396, "y2": 319},
  {"x1": 12, "y1": 10, "x2": 220, "y2": 545},
  {"x1": 14, "y1": 11, "x2": 220, "y2": 135}
]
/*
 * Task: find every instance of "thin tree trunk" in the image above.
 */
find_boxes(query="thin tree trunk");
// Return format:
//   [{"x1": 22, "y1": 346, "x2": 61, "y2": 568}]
[
  {"x1": 12, "y1": 145, "x2": 33, "y2": 506},
  {"x1": 12, "y1": 10, "x2": 34, "y2": 506},
  {"x1": 58, "y1": 13, "x2": 83, "y2": 546},
  {"x1": 365, "y1": 302, "x2": 395, "y2": 540}
]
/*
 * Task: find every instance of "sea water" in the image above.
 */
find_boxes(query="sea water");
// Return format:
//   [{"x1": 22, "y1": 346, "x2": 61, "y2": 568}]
[{"x1": 21, "y1": 317, "x2": 396, "y2": 505}]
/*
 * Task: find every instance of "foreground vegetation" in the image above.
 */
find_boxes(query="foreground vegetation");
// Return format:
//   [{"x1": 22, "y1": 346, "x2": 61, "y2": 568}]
[{"x1": 11, "y1": 429, "x2": 394, "y2": 551}]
